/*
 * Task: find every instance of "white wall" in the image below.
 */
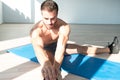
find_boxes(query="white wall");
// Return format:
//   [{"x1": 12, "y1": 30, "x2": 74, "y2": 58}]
[
  {"x1": 2, "y1": 0, "x2": 34, "y2": 23},
  {"x1": 56, "y1": 0, "x2": 120, "y2": 24},
  {"x1": 0, "y1": 0, "x2": 2, "y2": 24},
  {"x1": 2, "y1": 0, "x2": 120, "y2": 24}
]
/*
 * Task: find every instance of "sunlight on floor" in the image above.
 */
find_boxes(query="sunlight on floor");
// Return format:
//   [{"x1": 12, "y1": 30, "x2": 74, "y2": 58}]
[{"x1": 0, "y1": 36, "x2": 31, "y2": 51}]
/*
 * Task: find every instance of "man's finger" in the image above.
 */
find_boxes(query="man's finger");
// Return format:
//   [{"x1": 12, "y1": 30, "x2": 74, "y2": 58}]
[
  {"x1": 42, "y1": 69, "x2": 49, "y2": 80},
  {"x1": 52, "y1": 68, "x2": 56, "y2": 79},
  {"x1": 46, "y1": 67, "x2": 55, "y2": 80}
]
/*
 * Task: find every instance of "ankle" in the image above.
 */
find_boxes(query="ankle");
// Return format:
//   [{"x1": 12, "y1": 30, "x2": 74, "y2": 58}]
[{"x1": 107, "y1": 47, "x2": 111, "y2": 53}]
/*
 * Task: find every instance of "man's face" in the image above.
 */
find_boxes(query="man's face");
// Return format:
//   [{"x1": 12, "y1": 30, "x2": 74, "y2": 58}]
[{"x1": 41, "y1": 10, "x2": 58, "y2": 29}]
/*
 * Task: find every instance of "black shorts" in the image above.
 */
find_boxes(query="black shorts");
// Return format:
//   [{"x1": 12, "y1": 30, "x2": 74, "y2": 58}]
[{"x1": 44, "y1": 42, "x2": 57, "y2": 54}]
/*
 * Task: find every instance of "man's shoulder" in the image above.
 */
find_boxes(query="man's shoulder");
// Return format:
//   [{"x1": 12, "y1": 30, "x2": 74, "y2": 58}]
[
  {"x1": 57, "y1": 18, "x2": 67, "y2": 25},
  {"x1": 34, "y1": 21, "x2": 43, "y2": 29},
  {"x1": 57, "y1": 18, "x2": 69, "y2": 28},
  {"x1": 56, "y1": 18, "x2": 69, "y2": 29},
  {"x1": 30, "y1": 21, "x2": 43, "y2": 37},
  {"x1": 57, "y1": 19, "x2": 70, "y2": 35}
]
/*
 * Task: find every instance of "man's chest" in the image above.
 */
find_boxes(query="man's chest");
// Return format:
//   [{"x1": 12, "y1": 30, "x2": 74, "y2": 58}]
[{"x1": 42, "y1": 29, "x2": 59, "y2": 44}]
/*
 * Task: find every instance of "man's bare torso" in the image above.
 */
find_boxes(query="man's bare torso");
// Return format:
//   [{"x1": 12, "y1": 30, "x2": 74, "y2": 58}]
[
  {"x1": 31, "y1": 19, "x2": 66, "y2": 45},
  {"x1": 40, "y1": 23, "x2": 59, "y2": 45}
]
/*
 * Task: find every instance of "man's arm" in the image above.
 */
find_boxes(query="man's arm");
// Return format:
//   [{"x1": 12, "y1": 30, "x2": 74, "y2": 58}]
[
  {"x1": 31, "y1": 29, "x2": 56, "y2": 80},
  {"x1": 53, "y1": 24, "x2": 70, "y2": 69},
  {"x1": 31, "y1": 29, "x2": 49, "y2": 64}
]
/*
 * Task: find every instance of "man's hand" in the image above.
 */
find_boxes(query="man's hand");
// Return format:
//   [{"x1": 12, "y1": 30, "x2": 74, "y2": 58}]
[{"x1": 41, "y1": 61, "x2": 56, "y2": 80}]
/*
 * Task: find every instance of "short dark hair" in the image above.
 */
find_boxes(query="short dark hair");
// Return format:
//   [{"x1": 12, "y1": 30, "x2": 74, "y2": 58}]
[{"x1": 41, "y1": 0, "x2": 58, "y2": 13}]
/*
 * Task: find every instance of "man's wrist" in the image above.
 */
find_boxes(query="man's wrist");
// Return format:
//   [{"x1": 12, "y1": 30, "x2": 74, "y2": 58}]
[
  {"x1": 53, "y1": 61, "x2": 61, "y2": 69},
  {"x1": 40, "y1": 58, "x2": 49, "y2": 65}
]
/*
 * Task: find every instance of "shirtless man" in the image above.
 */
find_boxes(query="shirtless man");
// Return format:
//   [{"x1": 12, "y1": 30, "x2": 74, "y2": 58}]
[{"x1": 30, "y1": 0, "x2": 119, "y2": 80}]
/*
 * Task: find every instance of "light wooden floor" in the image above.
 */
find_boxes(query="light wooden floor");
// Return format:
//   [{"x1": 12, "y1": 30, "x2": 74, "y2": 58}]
[{"x1": 0, "y1": 24, "x2": 120, "y2": 80}]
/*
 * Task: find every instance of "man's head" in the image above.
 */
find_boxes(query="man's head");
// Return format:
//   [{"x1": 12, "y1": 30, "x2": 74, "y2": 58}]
[
  {"x1": 41, "y1": 0, "x2": 59, "y2": 29},
  {"x1": 41, "y1": 0, "x2": 58, "y2": 13}
]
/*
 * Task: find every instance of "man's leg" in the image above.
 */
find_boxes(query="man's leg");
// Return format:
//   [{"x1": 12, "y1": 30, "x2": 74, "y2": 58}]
[
  {"x1": 66, "y1": 44, "x2": 110, "y2": 55},
  {"x1": 66, "y1": 36, "x2": 119, "y2": 55}
]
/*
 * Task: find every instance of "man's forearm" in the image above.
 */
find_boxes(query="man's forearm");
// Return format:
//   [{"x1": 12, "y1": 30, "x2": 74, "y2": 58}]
[
  {"x1": 54, "y1": 48, "x2": 65, "y2": 68},
  {"x1": 33, "y1": 47, "x2": 49, "y2": 65}
]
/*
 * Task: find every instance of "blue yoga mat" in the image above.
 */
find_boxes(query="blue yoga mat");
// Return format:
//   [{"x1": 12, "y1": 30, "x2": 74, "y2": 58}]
[{"x1": 8, "y1": 44, "x2": 120, "y2": 80}]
